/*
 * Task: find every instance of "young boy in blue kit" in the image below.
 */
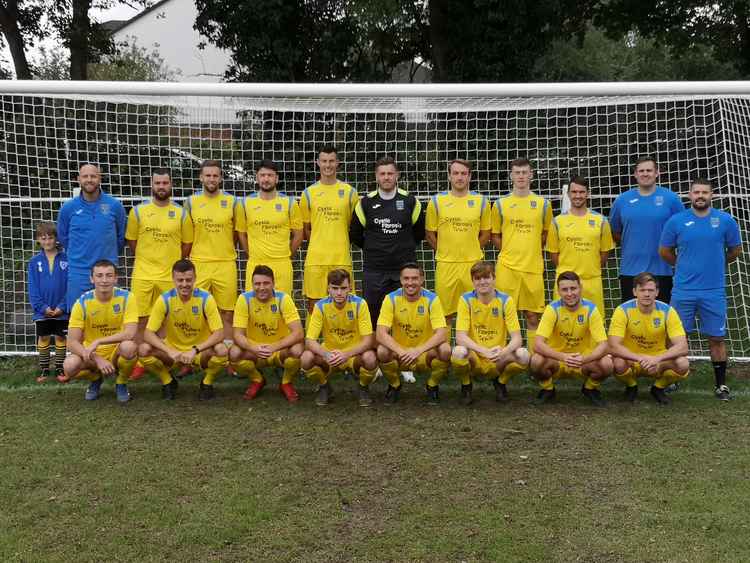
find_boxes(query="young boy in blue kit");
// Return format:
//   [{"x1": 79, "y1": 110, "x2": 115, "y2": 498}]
[{"x1": 27, "y1": 222, "x2": 69, "y2": 382}]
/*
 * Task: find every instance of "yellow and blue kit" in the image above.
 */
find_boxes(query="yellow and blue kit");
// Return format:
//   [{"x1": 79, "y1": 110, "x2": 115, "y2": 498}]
[
  {"x1": 27, "y1": 250, "x2": 69, "y2": 321},
  {"x1": 146, "y1": 288, "x2": 223, "y2": 351}
]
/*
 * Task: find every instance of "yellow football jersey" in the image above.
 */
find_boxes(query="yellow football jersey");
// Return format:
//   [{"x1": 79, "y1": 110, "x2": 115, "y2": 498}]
[
  {"x1": 69, "y1": 288, "x2": 139, "y2": 346},
  {"x1": 491, "y1": 193, "x2": 552, "y2": 274},
  {"x1": 377, "y1": 288, "x2": 447, "y2": 347},
  {"x1": 305, "y1": 294, "x2": 372, "y2": 351},
  {"x1": 126, "y1": 200, "x2": 194, "y2": 281},
  {"x1": 233, "y1": 290, "x2": 300, "y2": 344},
  {"x1": 425, "y1": 191, "x2": 491, "y2": 262},
  {"x1": 546, "y1": 211, "x2": 614, "y2": 279},
  {"x1": 299, "y1": 180, "x2": 358, "y2": 266},
  {"x1": 609, "y1": 300, "x2": 685, "y2": 355},
  {"x1": 238, "y1": 193, "x2": 302, "y2": 261},
  {"x1": 185, "y1": 191, "x2": 243, "y2": 262},
  {"x1": 456, "y1": 289, "x2": 521, "y2": 348},
  {"x1": 536, "y1": 298, "x2": 607, "y2": 354},
  {"x1": 146, "y1": 288, "x2": 223, "y2": 351}
]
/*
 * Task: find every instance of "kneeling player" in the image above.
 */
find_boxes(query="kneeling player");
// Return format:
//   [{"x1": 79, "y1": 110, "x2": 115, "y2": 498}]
[
  {"x1": 60, "y1": 260, "x2": 138, "y2": 403},
  {"x1": 301, "y1": 269, "x2": 378, "y2": 407},
  {"x1": 376, "y1": 262, "x2": 451, "y2": 405},
  {"x1": 451, "y1": 262, "x2": 529, "y2": 405},
  {"x1": 230, "y1": 265, "x2": 304, "y2": 402},
  {"x1": 530, "y1": 271, "x2": 612, "y2": 406},
  {"x1": 139, "y1": 259, "x2": 228, "y2": 400},
  {"x1": 608, "y1": 272, "x2": 689, "y2": 405}
]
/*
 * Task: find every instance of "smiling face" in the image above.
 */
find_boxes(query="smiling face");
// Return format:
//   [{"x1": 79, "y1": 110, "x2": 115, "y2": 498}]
[
  {"x1": 448, "y1": 161, "x2": 471, "y2": 192},
  {"x1": 400, "y1": 267, "x2": 424, "y2": 299},
  {"x1": 91, "y1": 264, "x2": 117, "y2": 296},
  {"x1": 152, "y1": 173, "x2": 172, "y2": 202},
  {"x1": 78, "y1": 164, "x2": 102, "y2": 196},
  {"x1": 558, "y1": 279, "x2": 582, "y2": 309},
  {"x1": 317, "y1": 151, "x2": 339, "y2": 180},
  {"x1": 200, "y1": 166, "x2": 223, "y2": 194},
  {"x1": 568, "y1": 182, "x2": 588, "y2": 209},
  {"x1": 252, "y1": 274, "x2": 275, "y2": 303},
  {"x1": 689, "y1": 182, "x2": 712, "y2": 211},
  {"x1": 173, "y1": 268, "x2": 196, "y2": 300}
]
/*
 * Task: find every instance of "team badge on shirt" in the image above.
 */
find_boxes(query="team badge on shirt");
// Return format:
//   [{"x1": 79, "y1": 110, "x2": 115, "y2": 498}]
[
  {"x1": 396, "y1": 200, "x2": 404, "y2": 210},
  {"x1": 271, "y1": 304, "x2": 278, "y2": 313},
  {"x1": 169, "y1": 210, "x2": 176, "y2": 218},
  {"x1": 577, "y1": 314, "x2": 584, "y2": 324},
  {"x1": 417, "y1": 305, "x2": 425, "y2": 315},
  {"x1": 653, "y1": 318, "x2": 661, "y2": 327},
  {"x1": 60, "y1": 261, "x2": 68, "y2": 270},
  {"x1": 100, "y1": 204, "x2": 110, "y2": 215},
  {"x1": 113, "y1": 304, "x2": 121, "y2": 313},
  {"x1": 37, "y1": 262, "x2": 43, "y2": 272},
  {"x1": 530, "y1": 201, "x2": 537, "y2": 208},
  {"x1": 347, "y1": 310, "x2": 354, "y2": 320},
  {"x1": 468, "y1": 200, "x2": 475, "y2": 208},
  {"x1": 589, "y1": 219, "x2": 596, "y2": 227},
  {"x1": 275, "y1": 203, "x2": 283, "y2": 212},
  {"x1": 711, "y1": 217, "x2": 720, "y2": 228},
  {"x1": 192, "y1": 306, "x2": 199, "y2": 315},
  {"x1": 655, "y1": 196, "x2": 664, "y2": 206},
  {"x1": 338, "y1": 189, "x2": 345, "y2": 198},
  {"x1": 492, "y1": 307, "x2": 499, "y2": 317},
  {"x1": 221, "y1": 200, "x2": 228, "y2": 208}
]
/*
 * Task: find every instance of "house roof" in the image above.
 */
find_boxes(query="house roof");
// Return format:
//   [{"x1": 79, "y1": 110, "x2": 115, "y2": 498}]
[{"x1": 103, "y1": 0, "x2": 171, "y2": 35}]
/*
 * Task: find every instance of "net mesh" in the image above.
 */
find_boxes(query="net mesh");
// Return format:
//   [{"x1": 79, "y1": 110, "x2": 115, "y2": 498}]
[{"x1": 1, "y1": 90, "x2": 748, "y2": 358}]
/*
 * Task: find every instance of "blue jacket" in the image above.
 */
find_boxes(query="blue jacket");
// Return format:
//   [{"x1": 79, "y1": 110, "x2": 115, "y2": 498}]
[
  {"x1": 57, "y1": 190, "x2": 126, "y2": 273},
  {"x1": 27, "y1": 250, "x2": 69, "y2": 321}
]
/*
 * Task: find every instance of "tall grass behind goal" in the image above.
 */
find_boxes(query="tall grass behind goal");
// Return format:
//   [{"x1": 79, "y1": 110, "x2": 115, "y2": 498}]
[{"x1": 1, "y1": 82, "x2": 749, "y2": 359}]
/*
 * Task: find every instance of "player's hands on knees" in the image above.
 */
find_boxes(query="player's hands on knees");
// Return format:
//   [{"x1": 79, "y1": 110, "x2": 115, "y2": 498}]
[
  {"x1": 639, "y1": 355, "x2": 659, "y2": 374},
  {"x1": 83, "y1": 341, "x2": 100, "y2": 362},
  {"x1": 486, "y1": 346, "x2": 505, "y2": 363},
  {"x1": 327, "y1": 350, "x2": 348, "y2": 366},
  {"x1": 564, "y1": 353, "x2": 583, "y2": 369},
  {"x1": 253, "y1": 344, "x2": 273, "y2": 359},
  {"x1": 94, "y1": 355, "x2": 115, "y2": 376},
  {"x1": 177, "y1": 349, "x2": 198, "y2": 365},
  {"x1": 399, "y1": 348, "x2": 421, "y2": 367}
]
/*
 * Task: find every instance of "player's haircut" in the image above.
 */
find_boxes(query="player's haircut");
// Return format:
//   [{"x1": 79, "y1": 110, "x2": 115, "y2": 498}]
[
  {"x1": 172, "y1": 259, "x2": 196, "y2": 274},
  {"x1": 510, "y1": 158, "x2": 532, "y2": 169},
  {"x1": 633, "y1": 156, "x2": 658, "y2": 170},
  {"x1": 256, "y1": 159, "x2": 278, "y2": 173},
  {"x1": 36, "y1": 221, "x2": 57, "y2": 239},
  {"x1": 569, "y1": 175, "x2": 589, "y2": 189},
  {"x1": 91, "y1": 259, "x2": 116, "y2": 274},
  {"x1": 78, "y1": 161, "x2": 100, "y2": 173},
  {"x1": 691, "y1": 177, "x2": 713, "y2": 190},
  {"x1": 152, "y1": 167, "x2": 171, "y2": 178},
  {"x1": 556, "y1": 270, "x2": 581, "y2": 286},
  {"x1": 375, "y1": 156, "x2": 399, "y2": 171},
  {"x1": 318, "y1": 144, "x2": 338, "y2": 156},
  {"x1": 400, "y1": 261, "x2": 424, "y2": 275},
  {"x1": 199, "y1": 159, "x2": 223, "y2": 173},
  {"x1": 327, "y1": 268, "x2": 351, "y2": 286},
  {"x1": 252, "y1": 264, "x2": 275, "y2": 281},
  {"x1": 470, "y1": 261, "x2": 495, "y2": 279},
  {"x1": 448, "y1": 159, "x2": 472, "y2": 172},
  {"x1": 633, "y1": 271, "x2": 659, "y2": 289}
]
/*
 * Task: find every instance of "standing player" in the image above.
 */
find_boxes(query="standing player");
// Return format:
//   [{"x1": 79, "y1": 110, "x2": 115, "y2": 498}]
[
  {"x1": 139, "y1": 259, "x2": 228, "y2": 401},
  {"x1": 425, "y1": 159, "x2": 491, "y2": 321},
  {"x1": 659, "y1": 178, "x2": 741, "y2": 400},
  {"x1": 27, "y1": 222, "x2": 68, "y2": 382},
  {"x1": 58, "y1": 260, "x2": 138, "y2": 403},
  {"x1": 300, "y1": 146, "x2": 359, "y2": 312},
  {"x1": 451, "y1": 262, "x2": 529, "y2": 405},
  {"x1": 609, "y1": 157, "x2": 683, "y2": 304},
  {"x1": 185, "y1": 160, "x2": 244, "y2": 336},
  {"x1": 530, "y1": 271, "x2": 612, "y2": 406},
  {"x1": 546, "y1": 176, "x2": 614, "y2": 315},
  {"x1": 302, "y1": 269, "x2": 378, "y2": 407},
  {"x1": 237, "y1": 160, "x2": 303, "y2": 295},
  {"x1": 57, "y1": 163, "x2": 126, "y2": 312},
  {"x1": 376, "y1": 263, "x2": 452, "y2": 404},
  {"x1": 608, "y1": 272, "x2": 689, "y2": 404},
  {"x1": 230, "y1": 265, "x2": 304, "y2": 403},
  {"x1": 126, "y1": 169, "x2": 193, "y2": 379},
  {"x1": 349, "y1": 156, "x2": 425, "y2": 328},
  {"x1": 491, "y1": 158, "x2": 553, "y2": 353}
]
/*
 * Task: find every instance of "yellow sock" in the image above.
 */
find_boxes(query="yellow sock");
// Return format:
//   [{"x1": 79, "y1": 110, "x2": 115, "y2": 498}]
[
  {"x1": 140, "y1": 355, "x2": 173, "y2": 385},
  {"x1": 54, "y1": 342, "x2": 67, "y2": 371},
  {"x1": 427, "y1": 359, "x2": 449, "y2": 387},
  {"x1": 305, "y1": 365, "x2": 326, "y2": 385},
  {"x1": 615, "y1": 368, "x2": 637, "y2": 388},
  {"x1": 37, "y1": 341, "x2": 51, "y2": 371},
  {"x1": 115, "y1": 356, "x2": 137, "y2": 384},
  {"x1": 583, "y1": 376, "x2": 601, "y2": 390},
  {"x1": 281, "y1": 357, "x2": 301, "y2": 384},
  {"x1": 526, "y1": 329, "x2": 537, "y2": 355},
  {"x1": 451, "y1": 357, "x2": 471, "y2": 386},
  {"x1": 359, "y1": 366, "x2": 377, "y2": 387},
  {"x1": 203, "y1": 355, "x2": 228, "y2": 385},
  {"x1": 234, "y1": 359, "x2": 264, "y2": 383},
  {"x1": 381, "y1": 360, "x2": 401, "y2": 388},
  {"x1": 499, "y1": 362, "x2": 525, "y2": 384},
  {"x1": 656, "y1": 368, "x2": 689, "y2": 389},
  {"x1": 539, "y1": 378, "x2": 555, "y2": 391}
]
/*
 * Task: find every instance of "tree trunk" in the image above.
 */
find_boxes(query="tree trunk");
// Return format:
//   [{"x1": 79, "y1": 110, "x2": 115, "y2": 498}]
[
  {"x1": 69, "y1": 0, "x2": 92, "y2": 80},
  {"x1": 0, "y1": 1, "x2": 32, "y2": 79},
  {"x1": 428, "y1": 0, "x2": 451, "y2": 81}
]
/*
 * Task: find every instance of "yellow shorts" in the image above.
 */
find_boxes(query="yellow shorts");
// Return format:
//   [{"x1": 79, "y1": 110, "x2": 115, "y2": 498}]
[
  {"x1": 435, "y1": 261, "x2": 474, "y2": 316},
  {"x1": 395, "y1": 352, "x2": 431, "y2": 373},
  {"x1": 245, "y1": 259, "x2": 294, "y2": 296},
  {"x1": 255, "y1": 350, "x2": 285, "y2": 369},
  {"x1": 131, "y1": 278, "x2": 174, "y2": 317},
  {"x1": 327, "y1": 356, "x2": 358, "y2": 374},
  {"x1": 468, "y1": 351, "x2": 500, "y2": 377},
  {"x1": 193, "y1": 260, "x2": 237, "y2": 310},
  {"x1": 553, "y1": 362, "x2": 587, "y2": 382},
  {"x1": 303, "y1": 264, "x2": 353, "y2": 300},
  {"x1": 76, "y1": 343, "x2": 119, "y2": 379},
  {"x1": 495, "y1": 264, "x2": 545, "y2": 313},
  {"x1": 553, "y1": 275, "x2": 605, "y2": 317}
]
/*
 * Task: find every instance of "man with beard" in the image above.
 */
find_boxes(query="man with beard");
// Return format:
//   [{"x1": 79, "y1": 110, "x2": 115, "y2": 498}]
[
  {"x1": 125, "y1": 169, "x2": 194, "y2": 379},
  {"x1": 186, "y1": 160, "x2": 244, "y2": 337},
  {"x1": 57, "y1": 163, "x2": 126, "y2": 312},
  {"x1": 237, "y1": 160, "x2": 303, "y2": 295},
  {"x1": 659, "y1": 178, "x2": 742, "y2": 400},
  {"x1": 546, "y1": 176, "x2": 614, "y2": 315}
]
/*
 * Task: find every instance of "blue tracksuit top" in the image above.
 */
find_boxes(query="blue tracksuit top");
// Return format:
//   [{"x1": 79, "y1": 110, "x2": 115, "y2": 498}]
[
  {"x1": 57, "y1": 190, "x2": 126, "y2": 273},
  {"x1": 27, "y1": 250, "x2": 70, "y2": 321}
]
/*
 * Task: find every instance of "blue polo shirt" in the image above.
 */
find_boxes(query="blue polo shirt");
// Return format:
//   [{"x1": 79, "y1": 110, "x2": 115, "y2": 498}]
[
  {"x1": 660, "y1": 208, "x2": 741, "y2": 291},
  {"x1": 609, "y1": 186, "x2": 684, "y2": 276}
]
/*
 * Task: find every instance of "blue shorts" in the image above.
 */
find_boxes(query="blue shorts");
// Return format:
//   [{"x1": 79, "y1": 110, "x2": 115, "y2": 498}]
[
  {"x1": 66, "y1": 270, "x2": 93, "y2": 313},
  {"x1": 671, "y1": 289, "x2": 727, "y2": 337}
]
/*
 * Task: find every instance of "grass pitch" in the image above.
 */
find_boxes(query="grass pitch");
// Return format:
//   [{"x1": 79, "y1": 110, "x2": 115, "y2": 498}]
[{"x1": 1, "y1": 358, "x2": 749, "y2": 562}]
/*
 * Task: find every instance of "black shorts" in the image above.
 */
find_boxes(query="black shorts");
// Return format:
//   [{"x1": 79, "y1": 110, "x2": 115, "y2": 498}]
[
  {"x1": 35, "y1": 319, "x2": 68, "y2": 339},
  {"x1": 619, "y1": 275, "x2": 673, "y2": 305},
  {"x1": 363, "y1": 270, "x2": 402, "y2": 330}
]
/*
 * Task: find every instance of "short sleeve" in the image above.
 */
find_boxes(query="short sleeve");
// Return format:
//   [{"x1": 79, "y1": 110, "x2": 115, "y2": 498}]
[
  {"x1": 357, "y1": 300, "x2": 373, "y2": 336},
  {"x1": 425, "y1": 197, "x2": 438, "y2": 231},
  {"x1": 233, "y1": 197, "x2": 245, "y2": 231},
  {"x1": 299, "y1": 188, "x2": 312, "y2": 223},
  {"x1": 491, "y1": 200, "x2": 502, "y2": 234},
  {"x1": 535, "y1": 305, "x2": 556, "y2": 339},
  {"x1": 725, "y1": 215, "x2": 742, "y2": 248},
  {"x1": 281, "y1": 294, "x2": 301, "y2": 325},
  {"x1": 146, "y1": 294, "x2": 168, "y2": 332},
  {"x1": 503, "y1": 296, "x2": 521, "y2": 334},
  {"x1": 181, "y1": 208, "x2": 194, "y2": 243},
  {"x1": 545, "y1": 218, "x2": 559, "y2": 252},
  {"x1": 125, "y1": 207, "x2": 139, "y2": 241},
  {"x1": 666, "y1": 307, "x2": 686, "y2": 340},
  {"x1": 377, "y1": 295, "x2": 395, "y2": 328},
  {"x1": 305, "y1": 304, "x2": 324, "y2": 340},
  {"x1": 608, "y1": 306, "x2": 627, "y2": 339},
  {"x1": 609, "y1": 196, "x2": 622, "y2": 234},
  {"x1": 600, "y1": 218, "x2": 615, "y2": 252},
  {"x1": 455, "y1": 296, "x2": 471, "y2": 332},
  {"x1": 542, "y1": 200, "x2": 553, "y2": 231},
  {"x1": 479, "y1": 197, "x2": 491, "y2": 230},
  {"x1": 428, "y1": 296, "x2": 447, "y2": 330},
  {"x1": 232, "y1": 294, "x2": 249, "y2": 329},
  {"x1": 289, "y1": 199, "x2": 303, "y2": 231},
  {"x1": 68, "y1": 300, "x2": 85, "y2": 330},
  {"x1": 659, "y1": 217, "x2": 678, "y2": 249},
  {"x1": 123, "y1": 292, "x2": 139, "y2": 325},
  {"x1": 204, "y1": 295, "x2": 224, "y2": 333},
  {"x1": 589, "y1": 306, "x2": 607, "y2": 343}
]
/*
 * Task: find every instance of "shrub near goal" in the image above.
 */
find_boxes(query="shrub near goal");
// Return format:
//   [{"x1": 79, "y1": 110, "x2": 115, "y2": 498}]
[{"x1": 1, "y1": 81, "x2": 748, "y2": 359}]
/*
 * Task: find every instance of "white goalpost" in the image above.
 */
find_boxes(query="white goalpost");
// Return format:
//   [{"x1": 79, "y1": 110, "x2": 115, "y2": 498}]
[{"x1": 1, "y1": 80, "x2": 749, "y2": 359}]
